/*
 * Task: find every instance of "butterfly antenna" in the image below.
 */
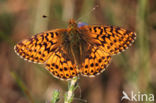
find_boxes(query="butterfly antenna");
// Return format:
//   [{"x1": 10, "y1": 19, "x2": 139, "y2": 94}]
[{"x1": 76, "y1": 5, "x2": 99, "y2": 22}]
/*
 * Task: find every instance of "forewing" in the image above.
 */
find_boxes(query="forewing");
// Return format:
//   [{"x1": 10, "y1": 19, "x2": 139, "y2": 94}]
[
  {"x1": 80, "y1": 45, "x2": 111, "y2": 77},
  {"x1": 14, "y1": 29, "x2": 65, "y2": 63},
  {"x1": 80, "y1": 25, "x2": 136, "y2": 55}
]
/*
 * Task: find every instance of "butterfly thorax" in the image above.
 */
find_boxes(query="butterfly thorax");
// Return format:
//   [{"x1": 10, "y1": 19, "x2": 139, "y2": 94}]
[{"x1": 61, "y1": 19, "x2": 88, "y2": 68}]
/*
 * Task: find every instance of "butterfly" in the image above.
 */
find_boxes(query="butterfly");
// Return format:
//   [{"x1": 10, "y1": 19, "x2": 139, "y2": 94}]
[{"x1": 14, "y1": 19, "x2": 136, "y2": 80}]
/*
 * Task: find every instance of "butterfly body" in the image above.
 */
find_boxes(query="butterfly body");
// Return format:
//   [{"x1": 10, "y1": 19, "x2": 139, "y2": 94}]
[
  {"x1": 61, "y1": 19, "x2": 89, "y2": 68},
  {"x1": 14, "y1": 19, "x2": 136, "y2": 80}
]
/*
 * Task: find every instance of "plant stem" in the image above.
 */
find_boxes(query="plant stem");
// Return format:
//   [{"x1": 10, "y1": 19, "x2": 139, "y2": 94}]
[
  {"x1": 51, "y1": 90, "x2": 60, "y2": 103},
  {"x1": 64, "y1": 76, "x2": 78, "y2": 103}
]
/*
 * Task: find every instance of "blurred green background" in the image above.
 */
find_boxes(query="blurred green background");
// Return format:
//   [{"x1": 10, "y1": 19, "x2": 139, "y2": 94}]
[{"x1": 0, "y1": 0, "x2": 156, "y2": 103}]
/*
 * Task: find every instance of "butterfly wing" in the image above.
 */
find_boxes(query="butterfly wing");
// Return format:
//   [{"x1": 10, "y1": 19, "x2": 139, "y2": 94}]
[
  {"x1": 14, "y1": 29, "x2": 65, "y2": 64},
  {"x1": 80, "y1": 45, "x2": 111, "y2": 77},
  {"x1": 45, "y1": 48, "x2": 78, "y2": 80},
  {"x1": 14, "y1": 29, "x2": 78, "y2": 80},
  {"x1": 79, "y1": 25, "x2": 136, "y2": 55}
]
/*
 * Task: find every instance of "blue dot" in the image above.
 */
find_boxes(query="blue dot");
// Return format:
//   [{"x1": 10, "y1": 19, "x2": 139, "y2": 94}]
[{"x1": 78, "y1": 22, "x2": 88, "y2": 28}]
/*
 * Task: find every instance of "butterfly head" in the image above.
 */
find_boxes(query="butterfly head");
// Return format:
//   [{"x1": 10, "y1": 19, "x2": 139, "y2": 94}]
[{"x1": 68, "y1": 19, "x2": 78, "y2": 29}]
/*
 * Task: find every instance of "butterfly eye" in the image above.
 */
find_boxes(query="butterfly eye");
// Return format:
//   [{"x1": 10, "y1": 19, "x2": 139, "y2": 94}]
[{"x1": 68, "y1": 19, "x2": 78, "y2": 29}]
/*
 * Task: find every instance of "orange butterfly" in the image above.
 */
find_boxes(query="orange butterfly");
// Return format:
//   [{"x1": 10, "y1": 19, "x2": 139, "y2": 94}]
[{"x1": 14, "y1": 19, "x2": 136, "y2": 80}]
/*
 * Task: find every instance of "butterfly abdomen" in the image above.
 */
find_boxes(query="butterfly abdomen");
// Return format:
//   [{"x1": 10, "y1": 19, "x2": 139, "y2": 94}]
[{"x1": 61, "y1": 28, "x2": 88, "y2": 67}]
